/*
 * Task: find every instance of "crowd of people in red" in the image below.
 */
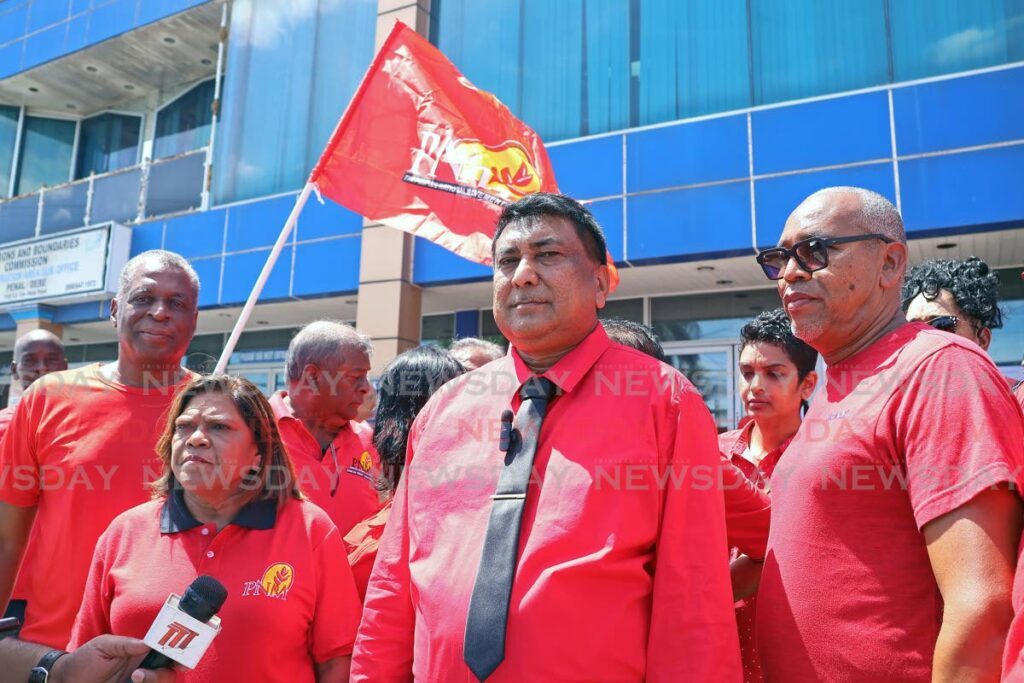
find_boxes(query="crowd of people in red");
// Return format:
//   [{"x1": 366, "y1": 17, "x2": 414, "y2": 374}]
[{"x1": 0, "y1": 187, "x2": 1022, "y2": 682}]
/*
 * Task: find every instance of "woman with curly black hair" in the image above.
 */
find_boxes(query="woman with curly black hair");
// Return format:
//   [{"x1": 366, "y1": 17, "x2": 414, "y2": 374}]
[{"x1": 902, "y1": 255, "x2": 1003, "y2": 351}]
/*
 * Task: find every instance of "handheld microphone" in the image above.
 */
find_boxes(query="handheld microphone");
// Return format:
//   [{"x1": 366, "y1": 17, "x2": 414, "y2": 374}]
[{"x1": 140, "y1": 575, "x2": 228, "y2": 670}]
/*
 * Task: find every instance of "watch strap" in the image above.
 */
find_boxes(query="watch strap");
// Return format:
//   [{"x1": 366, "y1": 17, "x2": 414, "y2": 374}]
[{"x1": 28, "y1": 649, "x2": 66, "y2": 683}]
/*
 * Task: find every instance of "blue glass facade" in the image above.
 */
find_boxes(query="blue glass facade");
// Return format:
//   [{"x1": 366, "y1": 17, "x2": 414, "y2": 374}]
[{"x1": 433, "y1": 0, "x2": 1024, "y2": 142}]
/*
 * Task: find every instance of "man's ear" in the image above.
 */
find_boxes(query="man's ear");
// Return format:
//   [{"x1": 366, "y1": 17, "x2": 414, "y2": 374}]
[
  {"x1": 880, "y1": 242, "x2": 908, "y2": 290},
  {"x1": 109, "y1": 298, "x2": 119, "y2": 327},
  {"x1": 9, "y1": 362, "x2": 17, "y2": 381},
  {"x1": 594, "y1": 264, "x2": 610, "y2": 309},
  {"x1": 800, "y1": 370, "x2": 818, "y2": 400}
]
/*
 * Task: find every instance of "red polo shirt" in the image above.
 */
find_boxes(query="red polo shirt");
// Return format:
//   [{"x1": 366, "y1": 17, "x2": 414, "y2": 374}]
[
  {"x1": 719, "y1": 420, "x2": 792, "y2": 683},
  {"x1": 270, "y1": 392, "x2": 382, "y2": 541},
  {"x1": 352, "y1": 325, "x2": 741, "y2": 682},
  {"x1": 1015, "y1": 381, "x2": 1024, "y2": 412},
  {"x1": 0, "y1": 364, "x2": 192, "y2": 648},
  {"x1": 757, "y1": 323, "x2": 1024, "y2": 681},
  {"x1": 69, "y1": 491, "x2": 360, "y2": 682}
]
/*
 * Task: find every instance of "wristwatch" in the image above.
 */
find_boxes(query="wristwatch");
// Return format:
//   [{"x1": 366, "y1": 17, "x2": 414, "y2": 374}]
[{"x1": 28, "y1": 649, "x2": 66, "y2": 683}]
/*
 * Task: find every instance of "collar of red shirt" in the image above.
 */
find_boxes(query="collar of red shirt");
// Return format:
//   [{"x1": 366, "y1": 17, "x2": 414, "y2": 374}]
[
  {"x1": 508, "y1": 323, "x2": 612, "y2": 396},
  {"x1": 720, "y1": 420, "x2": 794, "y2": 466},
  {"x1": 160, "y1": 486, "x2": 277, "y2": 533}
]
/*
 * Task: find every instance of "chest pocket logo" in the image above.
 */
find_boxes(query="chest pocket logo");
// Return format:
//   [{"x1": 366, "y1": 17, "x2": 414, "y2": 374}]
[{"x1": 242, "y1": 562, "x2": 295, "y2": 600}]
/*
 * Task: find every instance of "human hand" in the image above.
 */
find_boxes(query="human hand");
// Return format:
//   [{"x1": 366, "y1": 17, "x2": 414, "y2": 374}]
[{"x1": 50, "y1": 635, "x2": 176, "y2": 683}]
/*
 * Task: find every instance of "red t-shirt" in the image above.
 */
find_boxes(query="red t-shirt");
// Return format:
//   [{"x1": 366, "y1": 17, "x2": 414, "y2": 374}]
[
  {"x1": 0, "y1": 405, "x2": 15, "y2": 442},
  {"x1": 69, "y1": 494, "x2": 360, "y2": 683},
  {"x1": 0, "y1": 364, "x2": 193, "y2": 648},
  {"x1": 270, "y1": 392, "x2": 383, "y2": 541},
  {"x1": 757, "y1": 323, "x2": 1024, "y2": 681},
  {"x1": 352, "y1": 326, "x2": 741, "y2": 682},
  {"x1": 719, "y1": 421, "x2": 792, "y2": 683},
  {"x1": 1015, "y1": 381, "x2": 1024, "y2": 412}
]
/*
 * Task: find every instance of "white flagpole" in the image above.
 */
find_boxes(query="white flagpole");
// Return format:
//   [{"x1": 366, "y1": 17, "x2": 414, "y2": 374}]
[{"x1": 214, "y1": 182, "x2": 315, "y2": 374}]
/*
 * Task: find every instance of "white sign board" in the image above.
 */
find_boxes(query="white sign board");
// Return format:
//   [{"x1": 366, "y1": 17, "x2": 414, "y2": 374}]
[{"x1": 0, "y1": 224, "x2": 130, "y2": 306}]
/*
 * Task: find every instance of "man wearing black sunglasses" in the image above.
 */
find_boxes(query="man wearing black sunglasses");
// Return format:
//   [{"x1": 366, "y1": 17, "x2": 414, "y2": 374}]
[{"x1": 754, "y1": 187, "x2": 1024, "y2": 683}]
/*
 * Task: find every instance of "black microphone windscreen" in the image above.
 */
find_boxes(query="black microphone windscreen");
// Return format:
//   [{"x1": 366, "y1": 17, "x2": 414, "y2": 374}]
[{"x1": 178, "y1": 575, "x2": 228, "y2": 624}]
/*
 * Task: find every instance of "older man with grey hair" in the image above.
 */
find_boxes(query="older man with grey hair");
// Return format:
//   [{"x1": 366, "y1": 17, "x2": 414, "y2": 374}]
[
  {"x1": 270, "y1": 320, "x2": 383, "y2": 552},
  {"x1": 0, "y1": 249, "x2": 199, "y2": 652},
  {"x1": 754, "y1": 187, "x2": 1023, "y2": 681},
  {"x1": 449, "y1": 337, "x2": 505, "y2": 370}
]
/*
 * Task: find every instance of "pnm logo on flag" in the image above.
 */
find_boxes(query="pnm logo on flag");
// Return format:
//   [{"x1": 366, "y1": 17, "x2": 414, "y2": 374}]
[
  {"x1": 159, "y1": 622, "x2": 200, "y2": 650},
  {"x1": 310, "y1": 22, "x2": 560, "y2": 266}
]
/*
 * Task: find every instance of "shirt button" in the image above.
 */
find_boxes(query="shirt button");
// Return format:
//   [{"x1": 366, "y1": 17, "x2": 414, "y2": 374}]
[
  {"x1": 206, "y1": 550, "x2": 214, "y2": 558},
  {"x1": 201, "y1": 528, "x2": 210, "y2": 536}
]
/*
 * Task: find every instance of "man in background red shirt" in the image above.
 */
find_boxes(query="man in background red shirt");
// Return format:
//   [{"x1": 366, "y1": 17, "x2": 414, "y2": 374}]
[
  {"x1": 0, "y1": 330, "x2": 67, "y2": 441},
  {"x1": 754, "y1": 187, "x2": 1023, "y2": 681},
  {"x1": 270, "y1": 320, "x2": 383, "y2": 540},
  {"x1": 352, "y1": 193, "x2": 740, "y2": 682},
  {"x1": 721, "y1": 307, "x2": 817, "y2": 682}
]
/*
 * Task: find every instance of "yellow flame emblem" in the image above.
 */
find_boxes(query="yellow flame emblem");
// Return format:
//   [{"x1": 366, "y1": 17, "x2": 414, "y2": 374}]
[
  {"x1": 359, "y1": 451, "x2": 373, "y2": 472},
  {"x1": 451, "y1": 141, "x2": 542, "y2": 202},
  {"x1": 260, "y1": 563, "x2": 295, "y2": 598}
]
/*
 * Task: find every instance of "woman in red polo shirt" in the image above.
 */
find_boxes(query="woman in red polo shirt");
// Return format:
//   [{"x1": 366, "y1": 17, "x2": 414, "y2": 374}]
[{"x1": 69, "y1": 375, "x2": 361, "y2": 682}]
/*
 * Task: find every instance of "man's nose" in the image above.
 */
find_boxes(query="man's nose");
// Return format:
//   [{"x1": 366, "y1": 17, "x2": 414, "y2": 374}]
[{"x1": 510, "y1": 257, "x2": 539, "y2": 287}]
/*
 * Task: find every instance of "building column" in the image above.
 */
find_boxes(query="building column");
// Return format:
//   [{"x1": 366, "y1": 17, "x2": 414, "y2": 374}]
[
  {"x1": 356, "y1": 0, "x2": 432, "y2": 372},
  {"x1": 9, "y1": 304, "x2": 63, "y2": 340}
]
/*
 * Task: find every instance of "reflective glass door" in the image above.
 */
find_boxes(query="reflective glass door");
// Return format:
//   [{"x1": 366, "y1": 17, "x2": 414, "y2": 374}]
[{"x1": 663, "y1": 343, "x2": 737, "y2": 432}]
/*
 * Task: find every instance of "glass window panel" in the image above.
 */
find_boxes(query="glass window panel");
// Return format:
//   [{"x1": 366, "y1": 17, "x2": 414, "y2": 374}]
[
  {"x1": 651, "y1": 290, "x2": 780, "y2": 342},
  {"x1": 75, "y1": 113, "x2": 141, "y2": 179},
  {"x1": 665, "y1": 349, "x2": 733, "y2": 430},
  {"x1": 638, "y1": 0, "x2": 750, "y2": 124},
  {"x1": 889, "y1": 0, "x2": 1024, "y2": 81},
  {"x1": 750, "y1": 0, "x2": 890, "y2": 105},
  {"x1": 422, "y1": 313, "x2": 455, "y2": 346},
  {"x1": 90, "y1": 168, "x2": 141, "y2": 224},
  {"x1": 40, "y1": 180, "x2": 87, "y2": 233},
  {"x1": 991, "y1": 268, "x2": 1024, "y2": 378},
  {"x1": 479, "y1": 308, "x2": 509, "y2": 347},
  {"x1": 144, "y1": 150, "x2": 205, "y2": 217},
  {"x1": 14, "y1": 116, "x2": 75, "y2": 195},
  {"x1": 598, "y1": 297, "x2": 644, "y2": 323},
  {"x1": 154, "y1": 80, "x2": 214, "y2": 159},
  {"x1": 213, "y1": 0, "x2": 377, "y2": 204},
  {"x1": 234, "y1": 327, "x2": 299, "y2": 351},
  {"x1": 0, "y1": 105, "x2": 18, "y2": 198},
  {"x1": 0, "y1": 194, "x2": 39, "y2": 241}
]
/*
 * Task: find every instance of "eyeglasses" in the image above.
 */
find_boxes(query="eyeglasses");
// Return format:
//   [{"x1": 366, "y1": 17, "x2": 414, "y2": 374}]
[
  {"x1": 756, "y1": 233, "x2": 895, "y2": 280},
  {"x1": 924, "y1": 315, "x2": 959, "y2": 333}
]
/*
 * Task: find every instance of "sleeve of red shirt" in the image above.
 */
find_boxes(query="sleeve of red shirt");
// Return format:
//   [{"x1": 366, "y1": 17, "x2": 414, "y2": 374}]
[
  {"x1": 646, "y1": 385, "x2": 742, "y2": 682},
  {"x1": 895, "y1": 346, "x2": 1024, "y2": 530},
  {"x1": 349, "y1": 418, "x2": 420, "y2": 681},
  {"x1": 720, "y1": 456, "x2": 771, "y2": 560},
  {"x1": 0, "y1": 386, "x2": 42, "y2": 507},
  {"x1": 67, "y1": 526, "x2": 116, "y2": 649},
  {"x1": 310, "y1": 524, "x2": 362, "y2": 661}
]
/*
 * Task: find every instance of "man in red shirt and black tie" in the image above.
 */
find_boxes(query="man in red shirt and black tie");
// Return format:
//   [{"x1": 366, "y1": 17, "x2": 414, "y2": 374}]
[
  {"x1": 352, "y1": 193, "x2": 741, "y2": 682},
  {"x1": 754, "y1": 186, "x2": 1024, "y2": 682}
]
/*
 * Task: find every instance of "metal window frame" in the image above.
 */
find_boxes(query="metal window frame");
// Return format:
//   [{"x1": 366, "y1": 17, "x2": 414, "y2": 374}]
[{"x1": 74, "y1": 109, "x2": 146, "y2": 181}]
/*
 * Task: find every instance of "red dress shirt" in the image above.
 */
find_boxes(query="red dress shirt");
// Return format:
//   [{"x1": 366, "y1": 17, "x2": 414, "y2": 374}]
[
  {"x1": 351, "y1": 325, "x2": 741, "y2": 682},
  {"x1": 757, "y1": 324, "x2": 1024, "y2": 681},
  {"x1": 719, "y1": 420, "x2": 792, "y2": 683}
]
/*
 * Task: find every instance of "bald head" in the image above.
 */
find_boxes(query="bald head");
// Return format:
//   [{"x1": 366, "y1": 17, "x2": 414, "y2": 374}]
[
  {"x1": 12, "y1": 329, "x2": 67, "y2": 390},
  {"x1": 793, "y1": 187, "x2": 905, "y2": 244}
]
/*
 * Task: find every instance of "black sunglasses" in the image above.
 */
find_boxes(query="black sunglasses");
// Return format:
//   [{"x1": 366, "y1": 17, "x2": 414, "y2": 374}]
[
  {"x1": 925, "y1": 315, "x2": 959, "y2": 333},
  {"x1": 756, "y1": 233, "x2": 895, "y2": 280}
]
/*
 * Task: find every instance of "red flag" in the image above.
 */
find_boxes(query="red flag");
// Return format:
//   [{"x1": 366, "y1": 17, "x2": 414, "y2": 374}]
[{"x1": 310, "y1": 21, "x2": 619, "y2": 290}]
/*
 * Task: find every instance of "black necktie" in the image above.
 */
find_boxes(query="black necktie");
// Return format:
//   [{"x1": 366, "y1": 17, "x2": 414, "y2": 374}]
[{"x1": 464, "y1": 376, "x2": 556, "y2": 681}]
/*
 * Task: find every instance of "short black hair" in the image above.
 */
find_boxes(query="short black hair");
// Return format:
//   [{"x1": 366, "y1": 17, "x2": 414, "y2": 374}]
[
  {"x1": 902, "y1": 256, "x2": 1003, "y2": 330},
  {"x1": 493, "y1": 192, "x2": 608, "y2": 265},
  {"x1": 602, "y1": 317, "x2": 666, "y2": 362},
  {"x1": 372, "y1": 346, "x2": 465, "y2": 494},
  {"x1": 740, "y1": 308, "x2": 818, "y2": 379}
]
